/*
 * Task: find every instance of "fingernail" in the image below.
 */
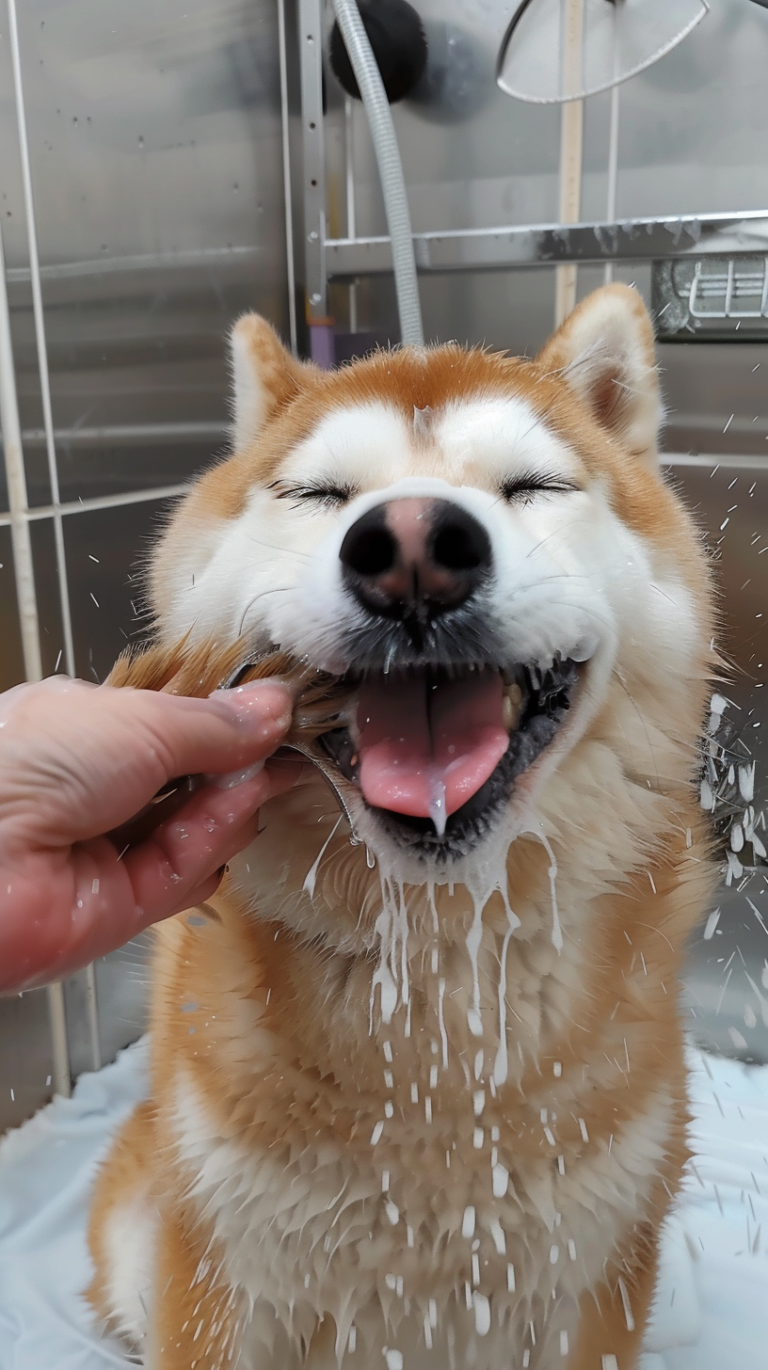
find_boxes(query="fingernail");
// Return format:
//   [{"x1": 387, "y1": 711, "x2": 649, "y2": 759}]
[
  {"x1": 209, "y1": 682, "x2": 292, "y2": 736},
  {"x1": 213, "y1": 760, "x2": 265, "y2": 789}
]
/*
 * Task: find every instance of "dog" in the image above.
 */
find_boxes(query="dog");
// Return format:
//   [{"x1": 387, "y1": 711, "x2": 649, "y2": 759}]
[{"x1": 87, "y1": 284, "x2": 717, "y2": 1369}]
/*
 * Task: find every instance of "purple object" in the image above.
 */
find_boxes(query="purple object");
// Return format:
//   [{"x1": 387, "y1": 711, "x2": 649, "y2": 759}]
[{"x1": 309, "y1": 323, "x2": 336, "y2": 369}]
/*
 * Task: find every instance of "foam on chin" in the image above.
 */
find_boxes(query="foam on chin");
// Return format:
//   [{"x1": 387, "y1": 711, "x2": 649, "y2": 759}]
[{"x1": 356, "y1": 671, "x2": 509, "y2": 824}]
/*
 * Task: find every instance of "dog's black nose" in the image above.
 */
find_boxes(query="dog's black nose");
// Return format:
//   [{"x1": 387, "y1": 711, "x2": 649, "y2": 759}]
[{"x1": 339, "y1": 496, "x2": 491, "y2": 624}]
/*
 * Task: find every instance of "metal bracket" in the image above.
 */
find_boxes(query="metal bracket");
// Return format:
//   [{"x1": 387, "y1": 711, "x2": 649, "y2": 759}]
[
  {"x1": 325, "y1": 211, "x2": 768, "y2": 280},
  {"x1": 298, "y1": 0, "x2": 328, "y2": 323}
]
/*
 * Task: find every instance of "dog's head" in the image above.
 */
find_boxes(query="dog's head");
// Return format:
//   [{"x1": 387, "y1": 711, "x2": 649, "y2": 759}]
[{"x1": 150, "y1": 286, "x2": 712, "y2": 885}]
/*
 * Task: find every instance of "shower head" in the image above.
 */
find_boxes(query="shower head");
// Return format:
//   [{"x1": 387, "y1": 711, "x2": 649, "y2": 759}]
[{"x1": 496, "y1": 0, "x2": 710, "y2": 104}]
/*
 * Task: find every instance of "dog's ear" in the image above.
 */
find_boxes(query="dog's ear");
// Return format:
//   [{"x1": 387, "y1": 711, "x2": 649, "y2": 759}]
[
  {"x1": 229, "y1": 314, "x2": 316, "y2": 451},
  {"x1": 536, "y1": 284, "x2": 663, "y2": 470}
]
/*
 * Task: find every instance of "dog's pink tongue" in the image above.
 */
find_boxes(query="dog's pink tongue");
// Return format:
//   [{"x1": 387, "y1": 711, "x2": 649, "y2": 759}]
[{"x1": 357, "y1": 672, "x2": 508, "y2": 824}]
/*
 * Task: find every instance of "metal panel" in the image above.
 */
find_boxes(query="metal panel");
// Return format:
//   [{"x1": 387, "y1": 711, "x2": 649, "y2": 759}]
[
  {"x1": 5, "y1": 0, "x2": 289, "y2": 512},
  {"x1": 670, "y1": 457, "x2": 768, "y2": 1062},
  {"x1": 0, "y1": 0, "x2": 290, "y2": 1133}
]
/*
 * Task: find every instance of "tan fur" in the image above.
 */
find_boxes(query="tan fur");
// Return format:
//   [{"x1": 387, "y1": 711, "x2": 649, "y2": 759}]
[{"x1": 89, "y1": 287, "x2": 718, "y2": 1370}]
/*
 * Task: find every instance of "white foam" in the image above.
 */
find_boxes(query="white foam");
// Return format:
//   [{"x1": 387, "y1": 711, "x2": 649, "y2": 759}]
[
  {"x1": 465, "y1": 895, "x2": 485, "y2": 1038},
  {"x1": 428, "y1": 777, "x2": 448, "y2": 837},
  {"x1": 537, "y1": 828, "x2": 563, "y2": 953},
  {"x1": 488, "y1": 1217, "x2": 506, "y2": 1255},
  {"x1": 437, "y1": 977, "x2": 449, "y2": 1069},
  {"x1": 369, "y1": 875, "x2": 410, "y2": 1030},
  {"x1": 492, "y1": 1163, "x2": 509, "y2": 1198},
  {"x1": 473, "y1": 1290, "x2": 491, "y2": 1337},
  {"x1": 302, "y1": 815, "x2": 342, "y2": 899}
]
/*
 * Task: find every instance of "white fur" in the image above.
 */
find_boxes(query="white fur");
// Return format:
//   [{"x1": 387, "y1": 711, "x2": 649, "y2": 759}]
[
  {"x1": 229, "y1": 320, "x2": 273, "y2": 452},
  {"x1": 165, "y1": 1070, "x2": 674, "y2": 1369},
  {"x1": 102, "y1": 1187, "x2": 156, "y2": 1348}
]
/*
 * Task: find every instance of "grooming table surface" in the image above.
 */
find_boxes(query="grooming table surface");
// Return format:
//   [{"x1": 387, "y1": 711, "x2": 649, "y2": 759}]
[{"x1": 0, "y1": 1040, "x2": 766, "y2": 1369}]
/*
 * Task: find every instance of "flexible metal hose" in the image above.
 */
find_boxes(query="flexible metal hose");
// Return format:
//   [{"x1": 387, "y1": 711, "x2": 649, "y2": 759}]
[{"x1": 332, "y1": 0, "x2": 424, "y2": 346}]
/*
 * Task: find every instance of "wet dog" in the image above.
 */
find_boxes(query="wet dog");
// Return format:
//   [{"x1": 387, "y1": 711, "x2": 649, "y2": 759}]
[{"x1": 88, "y1": 285, "x2": 717, "y2": 1369}]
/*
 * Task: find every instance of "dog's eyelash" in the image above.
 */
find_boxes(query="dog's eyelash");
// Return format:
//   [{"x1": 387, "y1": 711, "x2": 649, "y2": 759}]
[
  {"x1": 500, "y1": 474, "x2": 580, "y2": 503},
  {"x1": 269, "y1": 481, "x2": 355, "y2": 509}
]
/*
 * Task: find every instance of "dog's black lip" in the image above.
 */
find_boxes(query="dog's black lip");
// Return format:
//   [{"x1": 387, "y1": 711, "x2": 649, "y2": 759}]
[{"x1": 318, "y1": 658, "x2": 579, "y2": 858}]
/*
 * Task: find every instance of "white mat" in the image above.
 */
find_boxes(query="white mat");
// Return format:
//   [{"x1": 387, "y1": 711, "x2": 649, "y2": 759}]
[{"x1": 0, "y1": 1040, "x2": 766, "y2": 1368}]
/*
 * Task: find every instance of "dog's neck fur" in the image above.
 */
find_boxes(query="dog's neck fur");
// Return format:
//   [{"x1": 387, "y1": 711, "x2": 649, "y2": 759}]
[{"x1": 216, "y1": 711, "x2": 702, "y2": 1107}]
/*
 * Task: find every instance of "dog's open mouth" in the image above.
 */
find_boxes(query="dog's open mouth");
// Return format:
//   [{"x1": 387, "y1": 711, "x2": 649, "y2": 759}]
[{"x1": 318, "y1": 657, "x2": 580, "y2": 853}]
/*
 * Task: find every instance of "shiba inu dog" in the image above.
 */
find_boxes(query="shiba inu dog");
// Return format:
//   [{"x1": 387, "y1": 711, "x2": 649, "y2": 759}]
[{"x1": 87, "y1": 285, "x2": 717, "y2": 1370}]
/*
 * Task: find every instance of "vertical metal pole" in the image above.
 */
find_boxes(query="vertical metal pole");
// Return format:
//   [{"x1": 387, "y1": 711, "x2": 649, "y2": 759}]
[
  {"x1": 298, "y1": 0, "x2": 335, "y2": 366},
  {"x1": 48, "y1": 982, "x2": 71, "y2": 1097},
  {"x1": 0, "y1": 228, "x2": 42, "y2": 682},
  {"x1": 604, "y1": 8, "x2": 621, "y2": 286},
  {"x1": 277, "y1": 0, "x2": 298, "y2": 357},
  {"x1": 6, "y1": 0, "x2": 80, "y2": 1095},
  {"x1": 344, "y1": 95, "x2": 358, "y2": 334},
  {"x1": 7, "y1": 0, "x2": 76, "y2": 679},
  {"x1": 85, "y1": 965, "x2": 101, "y2": 1071},
  {"x1": 555, "y1": 0, "x2": 585, "y2": 326},
  {"x1": 0, "y1": 226, "x2": 72, "y2": 1097}
]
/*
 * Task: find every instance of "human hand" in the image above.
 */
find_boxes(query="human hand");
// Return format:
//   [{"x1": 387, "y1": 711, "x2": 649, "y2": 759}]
[{"x1": 0, "y1": 676, "x2": 298, "y2": 993}]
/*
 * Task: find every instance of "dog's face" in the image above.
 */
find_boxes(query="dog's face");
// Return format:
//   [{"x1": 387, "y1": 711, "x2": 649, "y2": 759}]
[{"x1": 151, "y1": 287, "x2": 711, "y2": 878}]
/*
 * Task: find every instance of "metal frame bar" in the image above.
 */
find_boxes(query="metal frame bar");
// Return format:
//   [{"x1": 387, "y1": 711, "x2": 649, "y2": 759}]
[
  {"x1": 5, "y1": 0, "x2": 79, "y2": 1095},
  {"x1": 344, "y1": 95, "x2": 358, "y2": 334},
  {"x1": 0, "y1": 227, "x2": 43, "y2": 683},
  {"x1": 298, "y1": 0, "x2": 327, "y2": 321},
  {"x1": 554, "y1": 0, "x2": 585, "y2": 325},
  {"x1": 0, "y1": 482, "x2": 187, "y2": 528},
  {"x1": 5, "y1": 244, "x2": 259, "y2": 286},
  {"x1": 325, "y1": 211, "x2": 768, "y2": 280},
  {"x1": 17, "y1": 421, "x2": 227, "y2": 448},
  {"x1": 277, "y1": 0, "x2": 298, "y2": 355},
  {"x1": 7, "y1": 0, "x2": 75, "y2": 680},
  {"x1": 1, "y1": 6, "x2": 191, "y2": 1096}
]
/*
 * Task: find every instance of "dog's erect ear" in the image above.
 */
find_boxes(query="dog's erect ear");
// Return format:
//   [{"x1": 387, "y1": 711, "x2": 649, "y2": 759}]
[
  {"x1": 229, "y1": 314, "x2": 315, "y2": 451},
  {"x1": 536, "y1": 284, "x2": 663, "y2": 470}
]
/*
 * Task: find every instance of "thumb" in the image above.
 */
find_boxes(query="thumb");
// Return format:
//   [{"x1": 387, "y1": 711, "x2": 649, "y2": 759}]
[{"x1": 129, "y1": 680, "x2": 294, "y2": 783}]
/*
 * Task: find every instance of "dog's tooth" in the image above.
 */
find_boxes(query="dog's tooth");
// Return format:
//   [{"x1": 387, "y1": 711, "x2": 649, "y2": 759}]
[{"x1": 503, "y1": 683, "x2": 523, "y2": 732}]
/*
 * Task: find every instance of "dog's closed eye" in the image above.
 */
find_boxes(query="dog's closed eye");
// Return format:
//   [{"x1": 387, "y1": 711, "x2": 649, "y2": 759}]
[
  {"x1": 269, "y1": 479, "x2": 356, "y2": 509},
  {"x1": 499, "y1": 472, "x2": 580, "y2": 503}
]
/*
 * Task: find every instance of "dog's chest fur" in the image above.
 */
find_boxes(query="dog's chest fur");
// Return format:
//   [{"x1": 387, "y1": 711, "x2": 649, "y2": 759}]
[{"x1": 160, "y1": 891, "x2": 676, "y2": 1368}]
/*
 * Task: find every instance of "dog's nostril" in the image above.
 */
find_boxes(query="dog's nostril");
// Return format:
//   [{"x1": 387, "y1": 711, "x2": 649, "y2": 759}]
[
  {"x1": 431, "y1": 509, "x2": 491, "y2": 573},
  {"x1": 340, "y1": 524, "x2": 396, "y2": 577},
  {"x1": 432, "y1": 523, "x2": 485, "y2": 572}
]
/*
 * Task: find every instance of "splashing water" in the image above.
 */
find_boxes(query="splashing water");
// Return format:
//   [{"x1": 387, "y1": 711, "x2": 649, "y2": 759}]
[
  {"x1": 437, "y1": 976, "x2": 449, "y2": 1068},
  {"x1": 493, "y1": 925, "x2": 515, "y2": 1087},
  {"x1": 302, "y1": 815, "x2": 343, "y2": 900},
  {"x1": 465, "y1": 898, "x2": 485, "y2": 1038},
  {"x1": 493, "y1": 877, "x2": 521, "y2": 1086},
  {"x1": 531, "y1": 827, "x2": 562, "y2": 953},
  {"x1": 429, "y1": 778, "x2": 447, "y2": 837},
  {"x1": 370, "y1": 876, "x2": 410, "y2": 1029}
]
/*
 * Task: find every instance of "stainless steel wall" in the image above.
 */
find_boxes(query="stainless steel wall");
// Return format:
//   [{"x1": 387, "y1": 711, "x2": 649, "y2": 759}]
[
  {"x1": 1, "y1": 0, "x2": 767, "y2": 1133},
  {"x1": 0, "y1": 0, "x2": 290, "y2": 1131}
]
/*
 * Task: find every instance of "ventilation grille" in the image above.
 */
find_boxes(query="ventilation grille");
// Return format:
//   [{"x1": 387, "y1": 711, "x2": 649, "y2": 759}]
[{"x1": 652, "y1": 256, "x2": 768, "y2": 340}]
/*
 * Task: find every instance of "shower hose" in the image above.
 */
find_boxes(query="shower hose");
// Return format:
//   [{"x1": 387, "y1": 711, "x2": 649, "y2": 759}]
[{"x1": 331, "y1": 0, "x2": 424, "y2": 347}]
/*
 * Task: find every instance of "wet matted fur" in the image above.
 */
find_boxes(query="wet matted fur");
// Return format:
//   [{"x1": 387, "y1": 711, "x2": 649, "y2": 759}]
[{"x1": 88, "y1": 286, "x2": 717, "y2": 1370}]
